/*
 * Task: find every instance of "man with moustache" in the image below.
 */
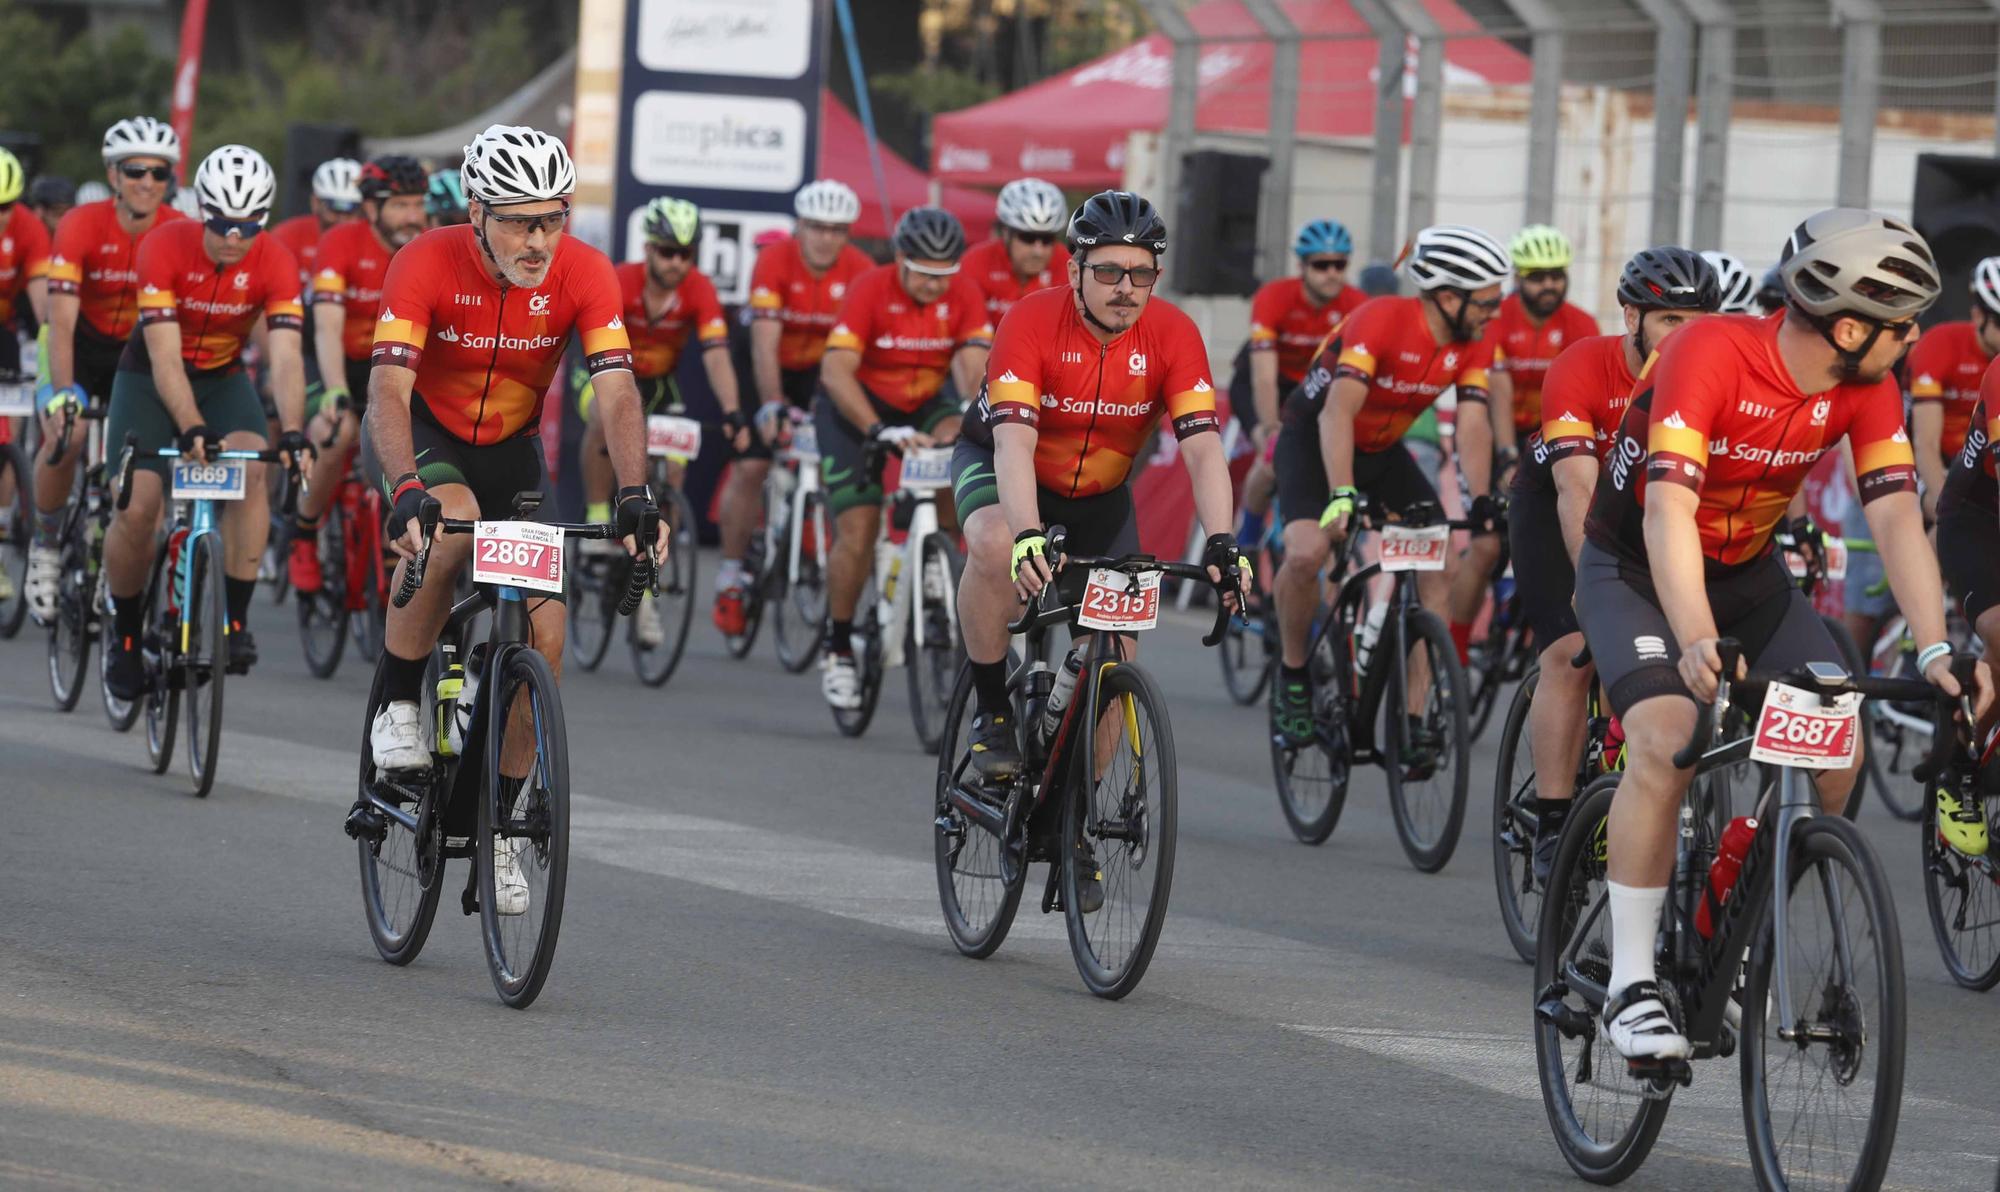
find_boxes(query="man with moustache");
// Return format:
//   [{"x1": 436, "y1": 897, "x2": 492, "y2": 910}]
[{"x1": 287, "y1": 156, "x2": 430, "y2": 593}]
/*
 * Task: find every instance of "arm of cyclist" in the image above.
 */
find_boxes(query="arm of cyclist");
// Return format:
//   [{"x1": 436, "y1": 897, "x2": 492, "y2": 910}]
[
  {"x1": 312, "y1": 298, "x2": 348, "y2": 415},
  {"x1": 1249, "y1": 348, "x2": 1281, "y2": 444},
  {"x1": 263, "y1": 323, "x2": 310, "y2": 466},
  {"x1": 1316, "y1": 374, "x2": 1367, "y2": 540},
  {"x1": 1550, "y1": 455, "x2": 1598, "y2": 568},
  {"x1": 24, "y1": 276, "x2": 47, "y2": 327},
  {"x1": 750, "y1": 318, "x2": 785, "y2": 421},
  {"x1": 44, "y1": 292, "x2": 79, "y2": 399},
  {"x1": 948, "y1": 345, "x2": 988, "y2": 432},
  {"x1": 589, "y1": 367, "x2": 670, "y2": 563},
  {"x1": 366, "y1": 364, "x2": 431, "y2": 560},
  {"x1": 142, "y1": 321, "x2": 210, "y2": 456},
  {"x1": 1643, "y1": 483, "x2": 1731, "y2": 701},
  {"x1": 1866, "y1": 488, "x2": 1988, "y2": 710},
  {"x1": 992, "y1": 421, "x2": 1054, "y2": 600},
  {"x1": 1456, "y1": 390, "x2": 1496, "y2": 508},
  {"x1": 819, "y1": 346, "x2": 921, "y2": 446},
  {"x1": 703, "y1": 343, "x2": 749, "y2": 452},
  {"x1": 1485, "y1": 368, "x2": 1517, "y2": 454},
  {"x1": 1178, "y1": 429, "x2": 1249, "y2": 610},
  {"x1": 1909, "y1": 400, "x2": 1944, "y2": 523}
]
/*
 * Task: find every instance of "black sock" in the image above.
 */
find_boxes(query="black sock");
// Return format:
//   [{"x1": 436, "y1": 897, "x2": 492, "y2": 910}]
[
  {"x1": 825, "y1": 619, "x2": 852, "y2": 654},
  {"x1": 112, "y1": 593, "x2": 144, "y2": 643},
  {"x1": 225, "y1": 577, "x2": 255, "y2": 630},
  {"x1": 293, "y1": 511, "x2": 320, "y2": 535},
  {"x1": 971, "y1": 658, "x2": 1010, "y2": 716},
  {"x1": 1279, "y1": 663, "x2": 1309, "y2": 690},
  {"x1": 380, "y1": 650, "x2": 428, "y2": 705}
]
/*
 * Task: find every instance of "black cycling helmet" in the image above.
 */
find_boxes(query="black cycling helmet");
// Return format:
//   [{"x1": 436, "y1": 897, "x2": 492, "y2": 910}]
[
  {"x1": 359, "y1": 155, "x2": 428, "y2": 203},
  {"x1": 892, "y1": 206, "x2": 967, "y2": 263},
  {"x1": 1066, "y1": 189, "x2": 1167, "y2": 255},
  {"x1": 27, "y1": 174, "x2": 75, "y2": 208},
  {"x1": 1755, "y1": 264, "x2": 1786, "y2": 314},
  {"x1": 1616, "y1": 246, "x2": 1721, "y2": 312}
]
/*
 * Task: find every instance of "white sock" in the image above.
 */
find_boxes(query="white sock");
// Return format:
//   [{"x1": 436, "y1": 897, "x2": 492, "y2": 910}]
[
  {"x1": 715, "y1": 559, "x2": 743, "y2": 591},
  {"x1": 1606, "y1": 881, "x2": 1667, "y2": 998}
]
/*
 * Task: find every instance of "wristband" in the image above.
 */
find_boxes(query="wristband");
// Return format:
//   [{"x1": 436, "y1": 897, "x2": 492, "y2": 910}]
[
  {"x1": 1010, "y1": 528, "x2": 1049, "y2": 582},
  {"x1": 1917, "y1": 642, "x2": 1953, "y2": 673},
  {"x1": 390, "y1": 472, "x2": 425, "y2": 503},
  {"x1": 1319, "y1": 486, "x2": 1358, "y2": 530}
]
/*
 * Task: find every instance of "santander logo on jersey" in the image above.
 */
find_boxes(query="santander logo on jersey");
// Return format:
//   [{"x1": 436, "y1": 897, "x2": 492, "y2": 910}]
[{"x1": 435, "y1": 324, "x2": 563, "y2": 352}]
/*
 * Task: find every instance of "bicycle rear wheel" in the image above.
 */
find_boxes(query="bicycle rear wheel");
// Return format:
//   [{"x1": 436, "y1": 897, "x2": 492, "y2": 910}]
[
  {"x1": 906, "y1": 534, "x2": 964, "y2": 754},
  {"x1": 1533, "y1": 775, "x2": 1672, "y2": 1183},
  {"x1": 1492, "y1": 667, "x2": 1543, "y2": 963},
  {"x1": 1063, "y1": 661, "x2": 1177, "y2": 999},
  {"x1": 1383, "y1": 608, "x2": 1471, "y2": 873},
  {"x1": 46, "y1": 522, "x2": 91, "y2": 712},
  {"x1": 183, "y1": 532, "x2": 227, "y2": 798},
  {"x1": 1741, "y1": 814, "x2": 1905, "y2": 1192},
  {"x1": 631, "y1": 485, "x2": 697, "y2": 687},
  {"x1": 933, "y1": 660, "x2": 1026, "y2": 957},
  {"x1": 1465, "y1": 623, "x2": 1512, "y2": 742},
  {"x1": 1270, "y1": 619, "x2": 1351, "y2": 845},
  {"x1": 356, "y1": 658, "x2": 444, "y2": 965},
  {"x1": 1922, "y1": 782, "x2": 2000, "y2": 990},
  {"x1": 1219, "y1": 597, "x2": 1274, "y2": 706},
  {"x1": 478, "y1": 646, "x2": 570, "y2": 1009},
  {"x1": 0, "y1": 442, "x2": 30, "y2": 639},
  {"x1": 772, "y1": 489, "x2": 828, "y2": 673},
  {"x1": 349, "y1": 507, "x2": 386, "y2": 664},
  {"x1": 298, "y1": 503, "x2": 350, "y2": 679}
]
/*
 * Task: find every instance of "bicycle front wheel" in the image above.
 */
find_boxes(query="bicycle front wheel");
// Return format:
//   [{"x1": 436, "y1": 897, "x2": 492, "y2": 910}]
[
  {"x1": 631, "y1": 485, "x2": 697, "y2": 687},
  {"x1": 0, "y1": 442, "x2": 30, "y2": 639},
  {"x1": 184, "y1": 532, "x2": 228, "y2": 798},
  {"x1": 1492, "y1": 667, "x2": 1543, "y2": 963},
  {"x1": 565, "y1": 556, "x2": 616, "y2": 671},
  {"x1": 771, "y1": 489, "x2": 827, "y2": 673},
  {"x1": 46, "y1": 523, "x2": 91, "y2": 712},
  {"x1": 1922, "y1": 780, "x2": 2000, "y2": 990},
  {"x1": 1741, "y1": 813, "x2": 1905, "y2": 1192},
  {"x1": 356, "y1": 658, "x2": 444, "y2": 965},
  {"x1": 1219, "y1": 597, "x2": 1273, "y2": 706},
  {"x1": 832, "y1": 593, "x2": 884, "y2": 739},
  {"x1": 933, "y1": 659, "x2": 1025, "y2": 957},
  {"x1": 143, "y1": 546, "x2": 178, "y2": 774},
  {"x1": 478, "y1": 647, "x2": 570, "y2": 1009},
  {"x1": 1383, "y1": 609, "x2": 1471, "y2": 873},
  {"x1": 906, "y1": 534, "x2": 963, "y2": 754},
  {"x1": 1465, "y1": 623, "x2": 1511, "y2": 742},
  {"x1": 1062, "y1": 661, "x2": 1177, "y2": 999}
]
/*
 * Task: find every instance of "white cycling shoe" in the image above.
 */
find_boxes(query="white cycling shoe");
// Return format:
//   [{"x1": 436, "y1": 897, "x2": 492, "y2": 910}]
[
  {"x1": 1602, "y1": 981, "x2": 1693, "y2": 1062},
  {"x1": 820, "y1": 651, "x2": 862, "y2": 710},
  {"x1": 634, "y1": 591, "x2": 664, "y2": 647},
  {"x1": 491, "y1": 835, "x2": 530, "y2": 916},
  {"x1": 26, "y1": 543, "x2": 59, "y2": 624},
  {"x1": 370, "y1": 701, "x2": 431, "y2": 771}
]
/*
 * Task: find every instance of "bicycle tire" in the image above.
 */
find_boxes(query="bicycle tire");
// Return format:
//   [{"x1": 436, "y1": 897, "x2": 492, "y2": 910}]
[
  {"x1": 1383, "y1": 608, "x2": 1471, "y2": 873},
  {"x1": 1534, "y1": 774, "x2": 1672, "y2": 1183},
  {"x1": 356, "y1": 658, "x2": 444, "y2": 966},
  {"x1": 722, "y1": 532, "x2": 768, "y2": 659},
  {"x1": 1492, "y1": 667, "x2": 1543, "y2": 964},
  {"x1": 46, "y1": 522, "x2": 91, "y2": 712},
  {"x1": 298, "y1": 502, "x2": 350, "y2": 679},
  {"x1": 1823, "y1": 615, "x2": 1869, "y2": 821},
  {"x1": 1063, "y1": 661, "x2": 1178, "y2": 999},
  {"x1": 772, "y1": 489, "x2": 827, "y2": 674},
  {"x1": 906, "y1": 535, "x2": 964, "y2": 754},
  {"x1": 631, "y1": 486, "x2": 698, "y2": 687},
  {"x1": 0, "y1": 442, "x2": 30, "y2": 639},
  {"x1": 184, "y1": 532, "x2": 227, "y2": 798},
  {"x1": 1859, "y1": 625, "x2": 1927, "y2": 822},
  {"x1": 99, "y1": 622, "x2": 141, "y2": 732},
  {"x1": 832, "y1": 588, "x2": 883, "y2": 739},
  {"x1": 1219, "y1": 598, "x2": 1274, "y2": 706},
  {"x1": 143, "y1": 547, "x2": 178, "y2": 775},
  {"x1": 565, "y1": 554, "x2": 617, "y2": 671},
  {"x1": 477, "y1": 646, "x2": 570, "y2": 1009},
  {"x1": 1466, "y1": 624, "x2": 1512, "y2": 742},
  {"x1": 1922, "y1": 783, "x2": 2000, "y2": 990},
  {"x1": 1740, "y1": 813, "x2": 1905, "y2": 1192},
  {"x1": 933, "y1": 660, "x2": 1026, "y2": 957}
]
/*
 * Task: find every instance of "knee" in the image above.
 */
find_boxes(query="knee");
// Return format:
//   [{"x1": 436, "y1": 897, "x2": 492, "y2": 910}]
[
  {"x1": 1279, "y1": 526, "x2": 1326, "y2": 575},
  {"x1": 1620, "y1": 698, "x2": 1697, "y2": 778}
]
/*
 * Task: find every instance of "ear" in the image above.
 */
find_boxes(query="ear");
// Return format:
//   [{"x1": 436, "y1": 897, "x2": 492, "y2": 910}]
[
  {"x1": 1831, "y1": 315, "x2": 1874, "y2": 353},
  {"x1": 1623, "y1": 306, "x2": 1642, "y2": 337}
]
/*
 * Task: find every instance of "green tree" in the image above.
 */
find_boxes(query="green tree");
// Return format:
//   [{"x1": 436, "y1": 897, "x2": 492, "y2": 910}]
[{"x1": 0, "y1": 1, "x2": 170, "y2": 184}]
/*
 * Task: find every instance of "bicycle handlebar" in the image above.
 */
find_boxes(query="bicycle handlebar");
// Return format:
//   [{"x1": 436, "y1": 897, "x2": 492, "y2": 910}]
[
  {"x1": 112, "y1": 433, "x2": 308, "y2": 510},
  {"x1": 1006, "y1": 525, "x2": 1242, "y2": 647},
  {"x1": 1349, "y1": 493, "x2": 1504, "y2": 537},
  {"x1": 390, "y1": 514, "x2": 655, "y2": 614}
]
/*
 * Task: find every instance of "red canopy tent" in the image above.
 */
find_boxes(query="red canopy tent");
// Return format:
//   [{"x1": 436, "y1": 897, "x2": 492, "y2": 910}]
[
  {"x1": 930, "y1": 0, "x2": 1531, "y2": 188},
  {"x1": 821, "y1": 95, "x2": 996, "y2": 239}
]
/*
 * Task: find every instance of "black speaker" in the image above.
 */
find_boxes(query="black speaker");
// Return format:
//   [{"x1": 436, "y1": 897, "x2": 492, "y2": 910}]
[
  {"x1": 1912, "y1": 153, "x2": 2000, "y2": 326},
  {"x1": 282, "y1": 123, "x2": 361, "y2": 219},
  {"x1": 1174, "y1": 149, "x2": 1266, "y2": 296},
  {"x1": 0, "y1": 132, "x2": 43, "y2": 177}
]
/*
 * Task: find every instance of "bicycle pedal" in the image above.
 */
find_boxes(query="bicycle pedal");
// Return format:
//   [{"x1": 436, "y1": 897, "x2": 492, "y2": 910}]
[
  {"x1": 342, "y1": 802, "x2": 386, "y2": 843},
  {"x1": 1625, "y1": 1056, "x2": 1693, "y2": 1092}
]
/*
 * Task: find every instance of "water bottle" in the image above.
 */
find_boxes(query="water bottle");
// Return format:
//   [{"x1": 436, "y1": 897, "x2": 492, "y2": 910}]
[
  {"x1": 434, "y1": 652, "x2": 464, "y2": 757},
  {"x1": 1697, "y1": 816, "x2": 1759, "y2": 938},
  {"x1": 1041, "y1": 649, "x2": 1084, "y2": 741},
  {"x1": 449, "y1": 644, "x2": 486, "y2": 757},
  {"x1": 1356, "y1": 601, "x2": 1387, "y2": 671}
]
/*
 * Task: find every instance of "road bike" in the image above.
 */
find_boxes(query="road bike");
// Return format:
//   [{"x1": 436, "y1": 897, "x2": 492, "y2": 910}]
[
  {"x1": 0, "y1": 372, "x2": 31, "y2": 640},
  {"x1": 296, "y1": 397, "x2": 388, "y2": 678},
  {"x1": 1270, "y1": 496, "x2": 1474, "y2": 872},
  {"x1": 43, "y1": 401, "x2": 144, "y2": 730},
  {"x1": 566, "y1": 411, "x2": 697, "y2": 687},
  {"x1": 1915, "y1": 673, "x2": 2000, "y2": 990},
  {"x1": 1465, "y1": 542, "x2": 1534, "y2": 741},
  {"x1": 345, "y1": 491, "x2": 651, "y2": 1009},
  {"x1": 762, "y1": 407, "x2": 831, "y2": 674},
  {"x1": 933, "y1": 528, "x2": 1235, "y2": 998}
]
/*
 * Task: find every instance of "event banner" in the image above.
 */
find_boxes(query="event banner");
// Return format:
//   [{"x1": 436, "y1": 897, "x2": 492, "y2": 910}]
[{"x1": 610, "y1": 0, "x2": 831, "y2": 304}]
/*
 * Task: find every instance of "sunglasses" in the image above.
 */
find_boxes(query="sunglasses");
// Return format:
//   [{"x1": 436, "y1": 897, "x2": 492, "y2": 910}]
[
  {"x1": 902, "y1": 260, "x2": 961, "y2": 278},
  {"x1": 323, "y1": 200, "x2": 360, "y2": 215},
  {"x1": 119, "y1": 163, "x2": 172, "y2": 183},
  {"x1": 203, "y1": 213, "x2": 265, "y2": 239},
  {"x1": 1084, "y1": 262, "x2": 1160, "y2": 288},
  {"x1": 1306, "y1": 257, "x2": 1349, "y2": 272},
  {"x1": 1012, "y1": 231, "x2": 1058, "y2": 247},
  {"x1": 485, "y1": 204, "x2": 570, "y2": 236},
  {"x1": 799, "y1": 219, "x2": 848, "y2": 234},
  {"x1": 1455, "y1": 293, "x2": 1504, "y2": 313},
  {"x1": 1521, "y1": 269, "x2": 1567, "y2": 284},
  {"x1": 647, "y1": 242, "x2": 694, "y2": 261}
]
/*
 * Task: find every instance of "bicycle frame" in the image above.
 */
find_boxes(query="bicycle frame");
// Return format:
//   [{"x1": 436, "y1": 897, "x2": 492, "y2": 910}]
[
  {"x1": 1301, "y1": 532, "x2": 1425, "y2": 763},
  {"x1": 774, "y1": 421, "x2": 824, "y2": 591},
  {"x1": 873, "y1": 465, "x2": 949, "y2": 670},
  {"x1": 334, "y1": 462, "x2": 386, "y2": 615}
]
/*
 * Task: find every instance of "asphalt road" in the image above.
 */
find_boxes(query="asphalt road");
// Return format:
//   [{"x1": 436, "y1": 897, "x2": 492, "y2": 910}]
[{"x1": 2, "y1": 560, "x2": 1996, "y2": 1191}]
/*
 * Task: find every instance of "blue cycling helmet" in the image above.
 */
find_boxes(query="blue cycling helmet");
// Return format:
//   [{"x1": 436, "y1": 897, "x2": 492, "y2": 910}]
[{"x1": 1294, "y1": 219, "x2": 1354, "y2": 258}]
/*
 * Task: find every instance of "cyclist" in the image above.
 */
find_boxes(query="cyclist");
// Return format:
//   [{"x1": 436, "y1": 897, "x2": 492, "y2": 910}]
[
  {"x1": 1700, "y1": 250, "x2": 1758, "y2": 315},
  {"x1": 285, "y1": 155, "x2": 430, "y2": 593},
  {"x1": 1509, "y1": 247, "x2": 1719, "y2": 879},
  {"x1": 1903, "y1": 255, "x2": 2000, "y2": 523},
  {"x1": 26, "y1": 174, "x2": 75, "y2": 237},
  {"x1": 714, "y1": 178, "x2": 871, "y2": 637},
  {"x1": 815, "y1": 206, "x2": 990, "y2": 711},
  {"x1": 100, "y1": 145, "x2": 309, "y2": 697},
  {"x1": 1488, "y1": 225, "x2": 1599, "y2": 462},
  {"x1": 1754, "y1": 264, "x2": 1786, "y2": 316},
  {"x1": 1233, "y1": 219, "x2": 1366, "y2": 546},
  {"x1": 953, "y1": 188, "x2": 1246, "y2": 783},
  {"x1": 270, "y1": 158, "x2": 362, "y2": 283},
  {"x1": 0, "y1": 146, "x2": 50, "y2": 339},
  {"x1": 424, "y1": 167, "x2": 469, "y2": 228},
  {"x1": 1934, "y1": 368, "x2": 2000, "y2": 856},
  {"x1": 961, "y1": 177, "x2": 1071, "y2": 324},
  {"x1": 1268, "y1": 224, "x2": 1510, "y2": 745},
  {"x1": 26, "y1": 116, "x2": 187, "y2": 623},
  {"x1": 1576, "y1": 208, "x2": 1984, "y2": 1062}
]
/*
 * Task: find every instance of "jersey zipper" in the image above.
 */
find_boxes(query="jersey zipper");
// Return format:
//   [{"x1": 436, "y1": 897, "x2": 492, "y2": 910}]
[
  {"x1": 473, "y1": 285, "x2": 508, "y2": 446},
  {"x1": 1070, "y1": 338, "x2": 1108, "y2": 497}
]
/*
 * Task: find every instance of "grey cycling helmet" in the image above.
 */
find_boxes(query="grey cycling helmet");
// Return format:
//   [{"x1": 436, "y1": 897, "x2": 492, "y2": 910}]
[
  {"x1": 1618, "y1": 247, "x2": 1721, "y2": 312},
  {"x1": 1778, "y1": 208, "x2": 1940, "y2": 324},
  {"x1": 892, "y1": 206, "x2": 967, "y2": 262}
]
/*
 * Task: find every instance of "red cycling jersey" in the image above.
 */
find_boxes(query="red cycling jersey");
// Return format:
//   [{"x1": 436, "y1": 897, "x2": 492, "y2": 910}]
[
  {"x1": 961, "y1": 238, "x2": 1073, "y2": 324},
  {"x1": 970, "y1": 286, "x2": 1218, "y2": 497},
  {"x1": 128, "y1": 219, "x2": 303, "y2": 373},
  {"x1": 372, "y1": 225, "x2": 632, "y2": 445},
  {"x1": 1937, "y1": 358, "x2": 2000, "y2": 514},
  {"x1": 1285, "y1": 295, "x2": 1494, "y2": 453},
  {"x1": 309, "y1": 219, "x2": 399, "y2": 361},
  {"x1": 1248, "y1": 276, "x2": 1367, "y2": 384},
  {"x1": 1903, "y1": 319, "x2": 1989, "y2": 461},
  {"x1": 46, "y1": 200, "x2": 187, "y2": 343},
  {"x1": 617, "y1": 261, "x2": 727, "y2": 381},
  {"x1": 823, "y1": 263, "x2": 992, "y2": 413},
  {"x1": 747, "y1": 237, "x2": 873, "y2": 372},
  {"x1": 1490, "y1": 295, "x2": 1601, "y2": 433},
  {"x1": 1585, "y1": 314, "x2": 1917, "y2": 574},
  {"x1": 1533, "y1": 334, "x2": 1640, "y2": 477},
  {"x1": 0, "y1": 204, "x2": 52, "y2": 329},
  {"x1": 269, "y1": 214, "x2": 330, "y2": 284}
]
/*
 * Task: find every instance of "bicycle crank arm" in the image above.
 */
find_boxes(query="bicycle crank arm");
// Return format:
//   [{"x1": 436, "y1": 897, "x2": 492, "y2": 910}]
[{"x1": 944, "y1": 782, "x2": 1007, "y2": 839}]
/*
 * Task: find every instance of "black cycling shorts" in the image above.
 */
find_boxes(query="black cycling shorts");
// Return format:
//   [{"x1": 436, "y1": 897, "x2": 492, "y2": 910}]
[
  {"x1": 1938, "y1": 502, "x2": 2000, "y2": 623},
  {"x1": 1574, "y1": 543, "x2": 1839, "y2": 718},
  {"x1": 1273, "y1": 421, "x2": 1437, "y2": 526},
  {"x1": 1508, "y1": 475, "x2": 1577, "y2": 645},
  {"x1": 403, "y1": 416, "x2": 549, "y2": 526},
  {"x1": 814, "y1": 385, "x2": 960, "y2": 515},
  {"x1": 73, "y1": 326, "x2": 124, "y2": 405},
  {"x1": 948, "y1": 436, "x2": 1140, "y2": 560},
  {"x1": 1226, "y1": 341, "x2": 1297, "y2": 436}
]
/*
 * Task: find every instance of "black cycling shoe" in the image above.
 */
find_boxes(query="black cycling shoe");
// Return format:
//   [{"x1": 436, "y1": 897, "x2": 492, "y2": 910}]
[
  {"x1": 1071, "y1": 842, "x2": 1105, "y2": 914},
  {"x1": 226, "y1": 627, "x2": 257, "y2": 675},
  {"x1": 969, "y1": 710, "x2": 1022, "y2": 779},
  {"x1": 1531, "y1": 798, "x2": 1570, "y2": 888},
  {"x1": 105, "y1": 633, "x2": 147, "y2": 702},
  {"x1": 1271, "y1": 673, "x2": 1315, "y2": 747}
]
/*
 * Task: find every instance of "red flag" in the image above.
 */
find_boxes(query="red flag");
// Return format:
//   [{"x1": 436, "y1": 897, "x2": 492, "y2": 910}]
[{"x1": 169, "y1": 0, "x2": 211, "y2": 182}]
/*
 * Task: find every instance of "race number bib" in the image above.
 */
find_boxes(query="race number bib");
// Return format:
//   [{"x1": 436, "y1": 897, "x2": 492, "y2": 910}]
[
  {"x1": 472, "y1": 520, "x2": 564, "y2": 594},
  {"x1": 788, "y1": 418, "x2": 819, "y2": 461},
  {"x1": 170, "y1": 460, "x2": 247, "y2": 501},
  {"x1": 898, "y1": 446, "x2": 954, "y2": 493},
  {"x1": 1749, "y1": 681, "x2": 1860, "y2": 770},
  {"x1": 0, "y1": 381, "x2": 32, "y2": 417},
  {"x1": 1379, "y1": 523, "x2": 1450, "y2": 572},
  {"x1": 646, "y1": 415, "x2": 702, "y2": 461},
  {"x1": 1784, "y1": 539, "x2": 1848, "y2": 582},
  {"x1": 1077, "y1": 568, "x2": 1161, "y2": 633}
]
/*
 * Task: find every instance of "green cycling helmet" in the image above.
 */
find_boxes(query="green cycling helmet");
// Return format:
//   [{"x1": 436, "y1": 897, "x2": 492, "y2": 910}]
[
  {"x1": 0, "y1": 148, "x2": 23, "y2": 206},
  {"x1": 643, "y1": 195, "x2": 700, "y2": 246},
  {"x1": 425, "y1": 167, "x2": 466, "y2": 217},
  {"x1": 1509, "y1": 224, "x2": 1574, "y2": 271}
]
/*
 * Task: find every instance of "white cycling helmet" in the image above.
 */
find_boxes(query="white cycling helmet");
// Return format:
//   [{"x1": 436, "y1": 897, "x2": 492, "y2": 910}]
[
  {"x1": 102, "y1": 116, "x2": 181, "y2": 166},
  {"x1": 1971, "y1": 256, "x2": 2000, "y2": 317},
  {"x1": 311, "y1": 158, "x2": 362, "y2": 207},
  {"x1": 192, "y1": 144, "x2": 277, "y2": 223},
  {"x1": 76, "y1": 180, "x2": 111, "y2": 205},
  {"x1": 1701, "y1": 250, "x2": 1758, "y2": 314},
  {"x1": 461, "y1": 124, "x2": 576, "y2": 206},
  {"x1": 996, "y1": 177, "x2": 1067, "y2": 235},
  {"x1": 794, "y1": 179, "x2": 860, "y2": 225},
  {"x1": 1405, "y1": 224, "x2": 1512, "y2": 291}
]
